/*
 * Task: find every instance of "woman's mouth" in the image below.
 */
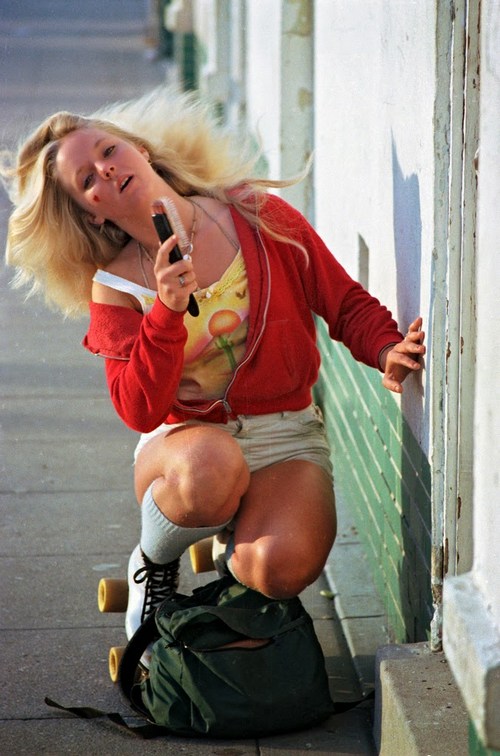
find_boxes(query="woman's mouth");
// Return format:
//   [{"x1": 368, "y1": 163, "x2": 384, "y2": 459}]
[{"x1": 120, "y1": 176, "x2": 133, "y2": 192}]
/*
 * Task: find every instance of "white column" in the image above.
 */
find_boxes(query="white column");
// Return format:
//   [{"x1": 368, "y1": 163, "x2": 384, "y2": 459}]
[
  {"x1": 280, "y1": 0, "x2": 314, "y2": 220},
  {"x1": 443, "y1": 2, "x2": 500, "y2": 749}
]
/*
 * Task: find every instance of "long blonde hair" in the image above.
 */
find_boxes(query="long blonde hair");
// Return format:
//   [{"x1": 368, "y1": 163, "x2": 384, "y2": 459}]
[{"x1": 1, "y1": 86, "x2": 299, "y2": 317}]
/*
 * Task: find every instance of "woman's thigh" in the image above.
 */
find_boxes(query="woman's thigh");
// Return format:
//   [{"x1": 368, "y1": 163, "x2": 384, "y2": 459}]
[{"x1": 231, "y1": 458, "x2": 337, "y2": 598}]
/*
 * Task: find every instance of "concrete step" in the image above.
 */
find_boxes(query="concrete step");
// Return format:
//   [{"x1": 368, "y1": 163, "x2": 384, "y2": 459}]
[{"x1": 374, "y1": 642, "x2": 469, "y2": 756}]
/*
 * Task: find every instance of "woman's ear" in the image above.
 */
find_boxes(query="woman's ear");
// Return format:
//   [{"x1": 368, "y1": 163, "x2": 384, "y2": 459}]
[{"x1": 139, "y1": 145, "x2": 150, "y2": 162}]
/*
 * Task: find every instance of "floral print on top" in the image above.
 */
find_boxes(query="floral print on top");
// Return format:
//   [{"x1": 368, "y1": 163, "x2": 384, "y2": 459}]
[{"x1": 92, "y1": 249, "x2": 249, "y2": 402}]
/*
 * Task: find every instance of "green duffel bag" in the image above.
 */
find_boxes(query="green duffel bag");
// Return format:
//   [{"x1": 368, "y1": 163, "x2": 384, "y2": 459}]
[{"x1": 120, "y1": 575, "x2": 335, "y2": 738}]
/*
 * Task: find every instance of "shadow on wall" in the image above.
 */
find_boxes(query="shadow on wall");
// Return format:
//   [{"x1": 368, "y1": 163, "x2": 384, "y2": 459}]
[
  {"x1": 391, "y1": 134, "x2": 427, "y2": 434},
  {"x1": 391, "y1": 136, "x2": 432, "y2": 641},
  {"x1": 391, "y1": 136, "x2": 422, "y2": 330}
]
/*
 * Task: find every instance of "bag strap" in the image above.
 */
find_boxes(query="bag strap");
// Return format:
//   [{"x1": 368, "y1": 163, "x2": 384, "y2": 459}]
[
  {"x1": 44, "y1": 696, "x2": 166, "y2": 739},
  {"x1": 45, "y1": 689, "x2": 376, "y2": 739},
  {"x1": 117, "y1": 611, "x2": 158, "y2": 705},
  {"x1": 44, "y1": 612, "x2": 167, "y2": 738}
]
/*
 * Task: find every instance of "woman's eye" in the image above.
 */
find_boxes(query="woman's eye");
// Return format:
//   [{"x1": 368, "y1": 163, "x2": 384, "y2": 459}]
[
  {"x1": 83, "y1": 173, "x2": 94, "y2": 190},
  {"x1": 104, "y1": 145, "x2": 115, "y2": 157}
]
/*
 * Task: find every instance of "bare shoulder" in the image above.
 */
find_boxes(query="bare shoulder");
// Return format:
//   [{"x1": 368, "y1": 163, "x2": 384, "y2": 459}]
[{"x1": 91, "y1": 279, "x2": 139, "y2": 310}]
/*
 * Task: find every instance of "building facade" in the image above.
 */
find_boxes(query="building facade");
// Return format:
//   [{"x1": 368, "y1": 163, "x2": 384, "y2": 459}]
[{"x1": 165, "y1": 0, "x2": 499, "y2": 749}]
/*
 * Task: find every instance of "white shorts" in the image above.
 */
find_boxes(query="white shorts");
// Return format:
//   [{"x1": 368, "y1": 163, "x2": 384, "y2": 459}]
[{"x1": 134, "y1": 404, "x2": 333, "y2": 480}]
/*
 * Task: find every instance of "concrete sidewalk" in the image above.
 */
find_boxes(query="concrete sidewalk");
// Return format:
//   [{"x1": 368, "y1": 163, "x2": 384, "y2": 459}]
[{"x1": 0, "y1": 2, "x2": 375, "y2": 753}]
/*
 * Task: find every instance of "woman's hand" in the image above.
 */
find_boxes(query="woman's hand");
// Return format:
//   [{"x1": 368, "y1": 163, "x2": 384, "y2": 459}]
[
  {"x1": 154, "y1": 235, "x2": 198, "y2": 312},
  {"x1": 380, "y1": 317, "x2": 426, "y2": 394}
]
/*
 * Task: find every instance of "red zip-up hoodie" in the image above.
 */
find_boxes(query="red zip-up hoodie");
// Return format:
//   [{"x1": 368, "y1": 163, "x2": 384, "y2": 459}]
[{"x1": 83, "y1": 194, "x2": 402, "y2": 432}]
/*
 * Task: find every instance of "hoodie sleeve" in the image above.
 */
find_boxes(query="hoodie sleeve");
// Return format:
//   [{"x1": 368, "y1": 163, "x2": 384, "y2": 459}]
[
  {"x1": 83, "y1": 298, "x2": 188, "y2": 432},
  {"x1": 260, "y1": 194, "x2": 403, "y2": 369}
]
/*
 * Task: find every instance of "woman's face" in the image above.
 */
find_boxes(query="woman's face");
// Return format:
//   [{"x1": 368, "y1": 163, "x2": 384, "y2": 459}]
[{"x1": 54, "y1": 126, "x2": 155, "y2": 227}]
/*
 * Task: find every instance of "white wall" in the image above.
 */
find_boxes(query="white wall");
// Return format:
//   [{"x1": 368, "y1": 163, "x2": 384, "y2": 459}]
[
  {"x1": 314, "y1": 0, "x2": 435, "y2": 448},
  {"x1": 245, "y1": 1, "x2": 282, "y2": 178}
]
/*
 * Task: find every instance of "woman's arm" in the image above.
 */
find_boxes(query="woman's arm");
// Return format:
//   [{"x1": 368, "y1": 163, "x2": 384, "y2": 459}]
[{"x1": 261, "y1": 194, "x2": 425, "y2": 392}]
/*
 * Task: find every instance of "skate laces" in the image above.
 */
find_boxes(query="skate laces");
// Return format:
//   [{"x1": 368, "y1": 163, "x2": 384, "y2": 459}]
[{"x1": 133, "y1": 553, "x2": 180, "y2": 624}]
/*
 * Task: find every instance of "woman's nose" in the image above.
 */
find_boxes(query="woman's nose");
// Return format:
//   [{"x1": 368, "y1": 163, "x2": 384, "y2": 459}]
[{"x1": 96, "y1": 163, "x2": 115, "y2": 179}]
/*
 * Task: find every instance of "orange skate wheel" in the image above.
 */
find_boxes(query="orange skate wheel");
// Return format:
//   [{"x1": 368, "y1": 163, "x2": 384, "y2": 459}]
[
  {"x1": 189, "y1": 537, "x2": 215, "y2": 573},
  {"x1": 98, "y1": 578, "x2": 128, "y2": 613},
  {"x1": 109, "y1": 645, "x2": 125, "y2": 683}
]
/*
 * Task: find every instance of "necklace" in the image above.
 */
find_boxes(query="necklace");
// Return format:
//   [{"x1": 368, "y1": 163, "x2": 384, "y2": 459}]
[
  {"x1": 182, "y1": 200, "x2": 197, "y2": 256},
  {"x1": 189, "y1": 198, "x2": 239, "y2": 252},
  {"x1": 137, "y1": 200, "x2": 198, "y2": 288},
  {"x1": 138, "y1": 242, "x2": 152, "y2": 288},
  {"x1": 141, "y1": 244, "x2": 155, "y2": 265}
]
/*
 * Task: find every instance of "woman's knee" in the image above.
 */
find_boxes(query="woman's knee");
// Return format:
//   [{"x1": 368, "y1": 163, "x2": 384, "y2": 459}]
[
  {"x1": 137, "y1": 426, "x2": 250, "y2": 525},
  {"x1": 232, "y1": 532, "x2": 335, "y2": 599}
]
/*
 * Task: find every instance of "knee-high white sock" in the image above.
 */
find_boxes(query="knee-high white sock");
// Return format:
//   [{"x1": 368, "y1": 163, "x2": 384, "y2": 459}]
[{"x1": 140, "y1": 482, "x2": 231, "y2": 564}]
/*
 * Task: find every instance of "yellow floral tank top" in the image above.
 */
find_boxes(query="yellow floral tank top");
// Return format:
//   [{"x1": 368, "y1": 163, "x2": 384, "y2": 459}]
[{"x1": 179, "y1": 249, "x2": 249, "y2": 401}]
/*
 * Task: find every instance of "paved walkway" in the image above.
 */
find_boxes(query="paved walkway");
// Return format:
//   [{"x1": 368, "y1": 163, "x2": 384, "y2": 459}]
[{"x1": 0, "y1": 2, "x2": 375, "y2": 753}]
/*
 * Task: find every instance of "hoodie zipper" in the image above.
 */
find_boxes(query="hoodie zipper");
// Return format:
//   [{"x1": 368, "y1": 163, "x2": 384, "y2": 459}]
[{"x1": 171, "y1": 224, "x2": 272, "y2": 419}]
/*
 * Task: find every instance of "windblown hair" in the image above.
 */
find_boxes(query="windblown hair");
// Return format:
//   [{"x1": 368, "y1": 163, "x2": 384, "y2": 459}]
[{"x1": 1, "y1": 86, "x2": 301, "y2": 317}]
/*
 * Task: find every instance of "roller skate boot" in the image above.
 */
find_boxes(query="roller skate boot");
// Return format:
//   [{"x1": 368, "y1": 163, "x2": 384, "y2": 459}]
[{"x1": 125, "y1": 543, "x2": 180, "y2": 642}]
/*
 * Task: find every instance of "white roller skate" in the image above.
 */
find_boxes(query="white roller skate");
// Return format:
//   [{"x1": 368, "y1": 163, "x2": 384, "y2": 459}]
[{"x1": 125, "y1": 544, "x2": 180, "y2": 666}]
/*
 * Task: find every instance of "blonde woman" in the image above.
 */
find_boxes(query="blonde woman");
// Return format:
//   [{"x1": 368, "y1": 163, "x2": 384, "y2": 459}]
[{"x1": 2, "y1": 87, "x2": 425, "y2": 649}]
